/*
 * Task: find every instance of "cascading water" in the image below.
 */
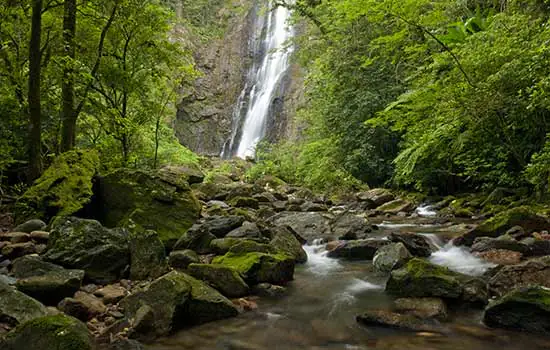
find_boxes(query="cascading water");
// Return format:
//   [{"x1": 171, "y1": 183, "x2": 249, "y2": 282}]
[{"x1": 224, "y1": 1, "x2": 294, "y2": 159}]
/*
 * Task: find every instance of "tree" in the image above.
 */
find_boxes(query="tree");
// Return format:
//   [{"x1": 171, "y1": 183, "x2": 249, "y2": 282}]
[
  {"x1": 28, "y1": 0, "x2": 43, "y2": 181},
  {"x1": 60, "y1": 0, "x2": 77, "y2": 152}
]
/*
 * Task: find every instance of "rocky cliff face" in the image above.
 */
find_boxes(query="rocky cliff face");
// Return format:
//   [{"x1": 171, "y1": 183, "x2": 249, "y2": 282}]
[{"x1": 174, "y1": 1, "x2": 304, "y2": 156}]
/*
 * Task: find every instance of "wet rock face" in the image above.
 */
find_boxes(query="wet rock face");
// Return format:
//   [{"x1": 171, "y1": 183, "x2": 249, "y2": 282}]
[
  {"x1": 373, "y1": 243, "x2": 412, "y2": 273},
  {"x1": 388, "y1": 232, "x2": 433, "y2": 257},
  {"x1": 269, "y1": 212, "x2": 332, "y2": 243},
  {"x1": 483, "y1": 286, "x2": 550, "y2": 334}
]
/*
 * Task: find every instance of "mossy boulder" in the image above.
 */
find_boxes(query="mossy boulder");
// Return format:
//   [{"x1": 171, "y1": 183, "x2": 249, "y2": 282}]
[
  {"x1": 0, "y1": 281, "x2": 49, "y2": 327},
  {"x1": 376, "y1": 199, "x2": 414, "y2": 214},
  {"x1": 373, "y1": 243, "x2": 412, "y2": 273},
  {"x1": 128, "y1": 230, "x2": 168, "y2": 280},
  {"x1": 455, "y1": 207, "x2": 550, "y2": 246},
  {"x1": 158, "y1": 164, "x2": 205, "y2": 185},
  {"x1": 385, "y1": 258, "x2": 487, "y2": 303},
  {"x1": 269, "y1": 226, "x2": 307, "y2": 263},
  {"x1": 168, "y1": 249, "x2": 199, "y2": 269},
  {"x1": 119, "y1": 271, "x2": 238, "y2": 340},
  {"x1": 1, "y1": 314, "x2": 94, "y2": 350},
  {"x1": 202, "y1": 216, "x2": 244, "y2": 238},
  {"x1": 210, "y1": 238, "x2": 246, "y2": 255},
  {"x1": 97, "y1": 168, "x2": 201, "y2": 249},
  {"x1": 229, "y1": 197, "x2": 259, "y2": 209},
  {"x1": 43, "y1": 217, "x2": 130, "y2": 284},
  {"x1": 483, "y1": 286, "x2": 550, "y2": 333},
  {"x1": 187, "y1": 263, "x2": 249, "y2": 298},
  {"x1": 212, "y1": 251, "x2": 294, "y2": 285},
  {"x1": 12, "y1": 256, "x2": 84, "y2": 305},
  {"x1": 15, "y1": 150, "x2": 99, "y2": 224},
  {"x1": 228, "y1": 240, "x2": 276, "y2": 254}
]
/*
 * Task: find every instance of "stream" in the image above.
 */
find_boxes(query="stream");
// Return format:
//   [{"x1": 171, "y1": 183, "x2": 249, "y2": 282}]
[{"x1": 149, "y1": 208, "x2": 550, "y2": 350}]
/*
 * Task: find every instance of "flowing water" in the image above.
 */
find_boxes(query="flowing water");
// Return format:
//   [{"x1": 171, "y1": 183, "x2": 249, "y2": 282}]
[
  {"x1": 149, "y1": 217, "x2": 550, "y2": 350},
  {"x1": 224, "y1": 1, "x2": 294, "y2": 159}
]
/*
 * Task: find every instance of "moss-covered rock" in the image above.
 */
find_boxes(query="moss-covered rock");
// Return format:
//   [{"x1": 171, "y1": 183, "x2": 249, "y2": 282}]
[
  {"x1": 373, "y1": 243, "x2": 412, "y2": 273},
  {"x1": 455, "y1": 206, "x2": 550, "y2": 246},
  {"x1": 229, "y1": 197, "x2": 259, "y2": 209},
  {"x1": 1, "y1": 314, "x2": 94, "y2": 350},
  {"x1": 168, "y1": 249, "x2": 199, "y2": 269},
  {"x1": 97, "y1": 168, "x2": 201, "y2": 249},
  {"x1": 483, "y1": 286, "x2": 550, "y2": 333},
  {"x1": 488, "y1": 256, "x2": 550, "y2": 297},
  {"x1": 385, "y1": 258, "x2": 487, "y2": 303},
  {"x1": 187, "y1": 263, "x2": 249, "y2": 298},
  {"x1": 376, "y1": 199, "x2": 414, "y2": 214},
  {"x1": 43, "y1": 217, "x2": 130, "y2": 284},
  {"x1": 212, "y1": 251, "x2": 294, "y2": 285},
  {"x1": 228, "y1": 240, "x2": 276, "y2": 254},
  {"x1": 128, "y1": 230, "x2": 168, "y2": 280},
  {"x1": 269, "y1": 226, "x2": 307, "y2": 263},
  {"x1": 327, "y1": 239, "x2": 390, "y2": 260},
  {"x1": 0, "y1": 281, "x2": 49, "y2": 327},
  {"x1": 210, "y1": 238, "x2": 245, "y2": 255},
  {"x1": 14, "y1": 150, "x2": 99, "y2": 224},
  {"x1": 158, "y1": 164, "x2": 205, "y2": 185},
  {"x1": 119, "y1": 271, "x2": 238, "y2": 340},
  {"x1": 12, "y1": 256, "x2": 84, "y2": 305}
]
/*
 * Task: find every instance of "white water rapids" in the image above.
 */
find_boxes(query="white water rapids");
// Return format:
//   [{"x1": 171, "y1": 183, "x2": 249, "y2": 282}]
[{"x1": 229, "y1": 2, "x2": 294, "y2": 159}]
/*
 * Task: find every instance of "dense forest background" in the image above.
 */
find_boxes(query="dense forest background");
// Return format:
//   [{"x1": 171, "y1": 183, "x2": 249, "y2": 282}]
[{"x1": 2, "y1": 0, "x2": 550, "y2": 200}]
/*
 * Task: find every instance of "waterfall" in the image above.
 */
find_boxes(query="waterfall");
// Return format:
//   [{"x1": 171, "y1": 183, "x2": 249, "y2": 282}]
[{"x1": 223, "y1": 1, "x2": 294, "y2": 159}]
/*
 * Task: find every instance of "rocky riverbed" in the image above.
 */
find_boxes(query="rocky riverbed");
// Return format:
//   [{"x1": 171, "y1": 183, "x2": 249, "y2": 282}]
[{"x1": 2, "y1": 154, "x2": 550, "y2": 349}]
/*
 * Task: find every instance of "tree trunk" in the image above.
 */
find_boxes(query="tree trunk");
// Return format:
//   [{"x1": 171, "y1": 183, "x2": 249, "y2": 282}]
[
  {"x1": 28, "y1": 0, "x2": 43, "y2": 182},
  {"x1": 61, "y1": 0, "x2": 77, "y2": 152}
]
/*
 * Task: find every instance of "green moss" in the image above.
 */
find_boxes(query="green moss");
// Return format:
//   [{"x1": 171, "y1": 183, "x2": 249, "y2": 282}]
[
  {"x1": 3, "y1": 314, "x2": 93, "y2": 350},
  {"x1": 477, "y1": 206, "x2": 545, "y2": 235},
  {"x1": 15, "y1": 150, "x2": 99, "y2": 224},
  {"x1": 212, "y1": 252, "x2": 261, "y2": 275},
  {"x1": 494, "y1": 286, "x2": 550, "y2": 311}
]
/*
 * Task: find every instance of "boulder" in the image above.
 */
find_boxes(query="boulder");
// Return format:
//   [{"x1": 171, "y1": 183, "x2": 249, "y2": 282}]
[
  {"x1": 475, "y1": 249, "x2": 523, "y2": 265},
  {"x1": 483, "y1": 286, "x2": 550, "y2": 333},
  {"x1": 168, "y1": 250, "x2": 199, "y2": 269},
  {"x1": 128, "y1": 230, "x2": 167, "y2": 280},
  {"x1": 13, "y1": 219, "x2": 46, "y2": 234},
  {"x1": 373, "y1": 243, "x2": 412, "y2": 273},
  {"x1": 388, "y1": 232, "x2": 432, "y2": 257},
  {"x1": 94, "y1": 285, "x2": 127, "y2": 304},
  {"x1": 30, "y1": 231, "x2": 50, "y2": 243},
  {"x1": 173, "y1": 224, "x2": 215, "y2": 254},
  {"x1": 119, "y1": 271, "x2": 238, "y2": 339},
  {"x1": 187, "y1": 263, "x2": 249, "y2": 298},
  {"x1": 269, "y1": 226, "x2": 307, "y2": 263},
  {"x1": 43, "y1": 217, "x2": 130, "y2": 284},
  {"x1": 97, "y1": 168, "x2": 201, "y2": 249},
  {"x1": 0, "y1": 232, "x2": 30, "y2": 244},
  {"x1": 524, "y1": 239, "x2": 550, "y2": 257},
  {"x1": 471, "y1": 236, "x2": 527, "y2": 254},
  {"x1": 269, "y1": 212, "x2": 333, "y2": 242},
  {"x1": 209, "y1": 238, "x2": 244, "y2": 255},
  {"x1": 229, "y1": 197, "x2": 259, "y2": 209},
  {"x1": 386, "y1": 258, "x2": 487, "y2": 303},
  {"x1": 228, "y1": 240, "x2": 277, "y2": 254},
  {"x1": 357, "y1": 189, "x2": 395, "y2": 207},
  {"x1": 326, "y1": 239, "x2": 390, "y2": 260},
  {"x1": 488, "y1": 256, "x2": 550, "y2": 297},
  {"x1": 226, "y1": 221, "x2": 262, "y2": 239},
  {"x1": 212, "y1": 251, "x2": 294, "y2": 285},
  {"x1": 0, "y1": 281, "x2": 49, "y2": 327},
  {"x1": 57, "y1": 291, "x2": 107, "y2": 321},
  {"x1": 12, "y1": 256, "x2": 84, "y2": 305},
  {"x1": 356, "y1": 310, "x2": 437, "y2": 332},
  {"x1": 202, "y1": 216, "x2": 244, "y2": 238},
  {"x1": 158, "y1": 164, "x2": 204, "y2": 185},
  {"x1": 376, "y1": 199, "x2": 414, "y2": 214},
  {"x1": 1, "y1": 314, "x2": 94, "y2": 350},
  {"x1": 14, "y1": 150, "x2": 99, "y2": 224},
  {"x1": 1, "y1": 242, "x2": 37, "y2": 259},
  {"x1": 394, "y1": 298, "x2": 448, "y2": 320},
  {"x1": 454, "y1": 207, "x2": 550, "y2": 246},
  {"x1": 251, "y1": 283, "x2": 287, "y2": 298},
  {"x1": 331, "y1": 214, "x2": 371, "y2": 241}
]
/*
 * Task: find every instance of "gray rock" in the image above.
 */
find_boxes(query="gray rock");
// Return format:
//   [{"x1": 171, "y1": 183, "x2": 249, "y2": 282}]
[
  {"x1": 373, "y1": 243, "x2": 412, "y2": 273},
  {"x1": 327, "y1": 239, "x2": 390, "y2": 260},
  {"x1": 203, "y1": 215, "x2": 245, "y2": 237},
  {"x1": 270, "y1": 226, "x2": 307, "y2": 263},
  {"x1": 270, "y1": 212, "x2": 333, "y2": 242},
  {"x1": 356, "y1": 189, "x2": 395, "y2": 207},
  {"x1": 0, "y1": 281, "x2": 49, "y2": 327},
  {"x1": 12, "y1": 255, "x2": 84, "y2": 305},
  {"x1": 168, "y1": 249, "x2": 199, "y2": 269},
  {"x1": 388, "y1": 232, "x2": 433, "y2": 257},
  {"x1": 331, "y1": 214, "x2": 371, "y2": 241},
  {"x1": 13, "y1": 219, "x2": 47, "y2": 234},
  {"x1": 394, "y1": 297, "x2": 448, "y2": 320},
  {"x1": 187, "y1": 263, "x2": 249, "y2": 298},
  {"x1": 377, "y1": 199, "x2": 415, "y2": 214},
  {"x1": 226, "y1": 221, "x2": 262, "y2": 239},
  {"x1": 44, "y1": 217, "x2": 130, "y2": 284},
  {"x1": 356, "y1": 310, "x2": 438, "y2": 332},
  {"x1": 173, "y1": 224, "x2": 215, "y2": 254},
  {"x1": 471, "y1": 236, "x2": 527, "y2": 254},
  {"x1": 488, "y1": 256, "x2": 550, "y2": 297},
  {"x1": 57, "y1": 291, "x2": 107, "y2": 321},
  {"x1": 129, "y1": 230, "x2": 168, "y2": 280}
]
